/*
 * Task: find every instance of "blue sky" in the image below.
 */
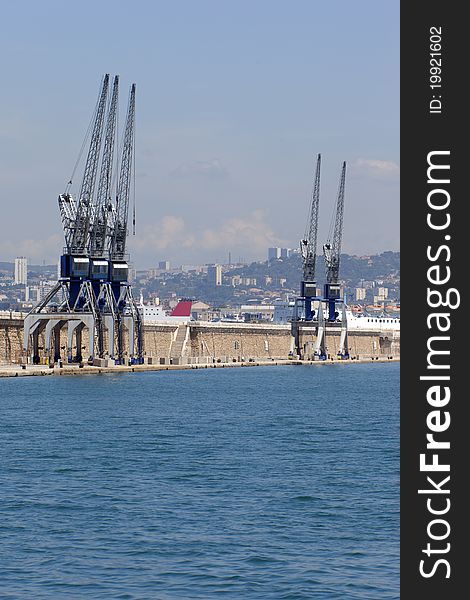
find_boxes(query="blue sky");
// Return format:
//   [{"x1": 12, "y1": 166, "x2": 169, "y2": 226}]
[{"x1": 0, "y1": 1, "x2": 399, "y2": 267}]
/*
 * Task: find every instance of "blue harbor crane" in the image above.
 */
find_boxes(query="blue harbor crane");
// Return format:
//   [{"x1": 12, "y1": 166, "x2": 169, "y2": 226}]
[
  {"x1": 60, "y1": 74, "x2": 110, "y2": 307},
  {"x1": 108, "y1": 84, "x2": 143, "y2": 364},
  {"x1": 323, "y1": 161, "x2": 346, "y2": 322},
  {"x1": 89, "y1": 75, "x2": 119, "y2": 277},
  {"x1": 323, "y1": 161, "x2": 349, "y2": 359},
  {"x1": 300, "y1": 153, "x2": 321, "y2": 321},
  {"x1": 293, "y1": 156, "x2": 349, "y2": 361},
  {"x1": 24, "y1": 75, "x2": 143, "y2": 366},
  {"x1": 86, "y1": 75, "x2": 120, "y2": 358},
  {"x1": 109, "y1": 83, "x2": 135, "y2": 287},
  {"x1": 292, "y1": 154, "x2": 326, "y2": 360}
]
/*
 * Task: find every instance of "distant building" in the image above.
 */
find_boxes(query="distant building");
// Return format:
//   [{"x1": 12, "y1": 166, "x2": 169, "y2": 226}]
[
  {"x1": 241, "y1": 277, "x2": 257, "y2": 286},
  {"x1": 280, "y1": 248, "x2": 291, "y2": 259},
  {"x1": 159, "y1": 260, "x2": 170, "y2": 270},
  {"x1": 207, "y1": 264, "x2": 222, "y2": 286},
  {"x1": 35, "y1": 281, "x2": 55, "y2": 301},
  {"x1": 240, "y1": 304, "x2": 274, "y2": 322},
  {"x1": 128, "y1": 267, "x2": 137, "y2": 283},
  {"x1": 377, "y1": 287, "x2": 389, "y2": 300},
  {"x1": 355, "y1": 287, "x2": 366, "y2": 301},
  {"x1": 373, "y1": 287, "x2": 389, "y2": 304},
  {"x1": 191, "y1": 301, "x2": 211, "y2": 321},
  {"x1": 14, "y1": 257, "x2": 27, "y2": 285},
  {"x1": 268, "y1": 247, "x2": 281, "y2": 260},
  {"x1": 273, "y1": 300, "x2": 295, "y2": 323},
  {"x1": 180, "y1": 265, "x2": 197, "y2": 273},
  {"x1": 229, "y1": 275, "x2": 242, "y2": 287},
  {"x1": 26, "y1": 286, "x2": 41, "y2": 303}
]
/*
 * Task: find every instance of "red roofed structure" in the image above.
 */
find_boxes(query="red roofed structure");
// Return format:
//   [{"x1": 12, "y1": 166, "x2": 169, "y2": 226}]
[{"x1": 170, "y1": 300, "x2": 193, "y2": 317}]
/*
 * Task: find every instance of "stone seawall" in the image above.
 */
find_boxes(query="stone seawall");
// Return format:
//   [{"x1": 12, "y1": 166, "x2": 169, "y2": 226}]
[
  {"x1": 0, "y1": 317, "x2": 24, "y2": 365},
  {"x1": 1, "y1": 316, "x2": 400, "y2": 365},
  {"x1": 296, "y1": 323, "x2": 400, "y2": 360},
  {"x1": 188, "y1": 322, "x2": 294, "y2": 361}
]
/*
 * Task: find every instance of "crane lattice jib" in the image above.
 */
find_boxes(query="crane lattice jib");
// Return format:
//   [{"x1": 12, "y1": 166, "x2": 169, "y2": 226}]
[
  {"x1": 301, "y1": 153, "x2": 321, "y2": 282},
  {"x1": 325, "y1": 161, "x2": 346, "y2": 283},
  {"x1": 110, "y1": 84, "x2": 135, "y2": 260},
  {"x1": 58, "y1": 193, "x2": 77, "y2": 248},
  {"x1": 89, "y1": 75, "x2": 119, "y2": 257},
  {"x1": 69, "y1": 75, "x2": 110, "y2": 254}
]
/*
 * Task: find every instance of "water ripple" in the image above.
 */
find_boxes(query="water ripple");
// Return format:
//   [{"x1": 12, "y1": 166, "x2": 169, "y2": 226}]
[{"x1": 1, "y1": 363, "x2": 399, "y2": 598}]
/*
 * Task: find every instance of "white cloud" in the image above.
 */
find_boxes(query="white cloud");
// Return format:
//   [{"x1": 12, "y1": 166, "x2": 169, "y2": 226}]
[
  {"x1": 170, "y1": 159, "x2": 229, "y2": 180},
  {"x1": 351, "y1": 158, "x2": 400, "y2": 178},
  {"x1": 200, "y1": 210, "x2": 281, "y2": 253},
  {"x1": 133, "y1": 215, "x2": 186, "y2": 251},
  {"x1": 129, "y1": 210, "x2": 283, "y2": 264},
  {"x1": 0, "y1": 234, "x2": 62, "y2": 263}
]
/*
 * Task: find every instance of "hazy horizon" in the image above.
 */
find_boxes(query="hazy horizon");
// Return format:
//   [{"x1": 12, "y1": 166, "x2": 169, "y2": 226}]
[{"x1": 1, "y1": 249, "x2": 400, "y2": 273}]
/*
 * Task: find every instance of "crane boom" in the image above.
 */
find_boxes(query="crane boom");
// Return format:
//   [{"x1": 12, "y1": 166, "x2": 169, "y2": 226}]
[
  {"x1": 58, "y1": 193, "x2": 77, "y2": 249},
  {"x1": 110, "y1": 83, "x2": 135, "y2": 261},
  {"x1": 299, "y1": 154, "x2": 321, "y2": 319},
  {"x1": 324, "y1": 161, "x2": 346, "y2": 283},
  {"x1": 323, "y1": 161, "x2": 346, "y2": 322},
  {"x1": 301, "y1": 153, "x2": 321, "y2": 283},
  {"x1": 69, "y1": 74, "x2": 110, "y2": 254},
  {"x1": 89, "y1": 75, "x2": 119, "y2": 259}
]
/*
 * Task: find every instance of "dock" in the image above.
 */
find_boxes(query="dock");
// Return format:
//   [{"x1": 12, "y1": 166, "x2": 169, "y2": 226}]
[{"x1": 1, "y1": 356, "x2": 399, "y2": 378}]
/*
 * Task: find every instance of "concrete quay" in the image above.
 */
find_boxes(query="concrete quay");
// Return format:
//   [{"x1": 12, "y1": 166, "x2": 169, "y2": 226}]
[
  {"x1": 1, "y1": 313, "x2": 400, "y2": 380},
  {"x1": 1, "y1": 356, "x2": 399, "y2": 378}
]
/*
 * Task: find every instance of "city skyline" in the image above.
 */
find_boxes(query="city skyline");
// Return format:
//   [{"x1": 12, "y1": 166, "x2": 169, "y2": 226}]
[
  {"x1": 1, "y1": 249, "x2": 400, "y2": 315},
  {"x1": 1, "y1": 246, "x2": 398, "y2": 272},
  {"x1": 0, "y1": 1, "x2": 399, "y2": 268}
]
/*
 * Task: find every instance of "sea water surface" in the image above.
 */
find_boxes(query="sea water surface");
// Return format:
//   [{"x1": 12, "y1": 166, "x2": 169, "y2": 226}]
[{"x1": 1, "y1": 363, "x2": 399, "y2": 599}]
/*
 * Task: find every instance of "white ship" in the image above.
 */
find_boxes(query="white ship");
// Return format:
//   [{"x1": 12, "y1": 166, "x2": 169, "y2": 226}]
[
  {"x1": 273, "y1": 300, "x2": 400, "y2": 331},
  {"x1": 137, "y1": 296, "x2": 192, "y2": 323},
  {"x1": 344, "y1": 309, "x2": 400, "y2": 331}
]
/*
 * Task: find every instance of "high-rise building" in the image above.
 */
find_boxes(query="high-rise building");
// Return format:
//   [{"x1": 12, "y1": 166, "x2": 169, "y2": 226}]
[
  {"x1": 26, "y1": 286, "x2": 38, "y2": 302},
  {"x1": 355, "y1": 287, "x2": 366, "y2": 301},
  {"x1": 373, "y1": 287, "x2": 389, "y2": 304},
  {"x1": 14, "y1": 257, "x2": 27, "y2": 285},
  {"x1": 159, "y1": 260, "x2": 170, "y2": 270},
  {"x1": 128, "y1": 267, "x2": 137, "y2": 283},
  {"x1": 268, "y1": 247, "x2": 281, "y2": 260},
  {"x1": 377, "y1": 287, "x2": 389, "y2": 300},
  {"x1": 280, "y1": 248, "x2": 291, "y2": 258},
  {"x1": 207, "y1": 264, "x2": 222, "y2": 286}
]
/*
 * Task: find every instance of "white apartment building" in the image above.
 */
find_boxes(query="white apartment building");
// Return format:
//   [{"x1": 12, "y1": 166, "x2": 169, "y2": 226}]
[{"x1": 14, "y1": 257, "x2": 27, "y2": 285}]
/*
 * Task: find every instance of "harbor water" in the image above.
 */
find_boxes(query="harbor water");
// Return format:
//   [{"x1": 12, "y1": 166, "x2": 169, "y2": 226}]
[{"x1": 1, "y1": 363, "x2": 399, "y2": 598}]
